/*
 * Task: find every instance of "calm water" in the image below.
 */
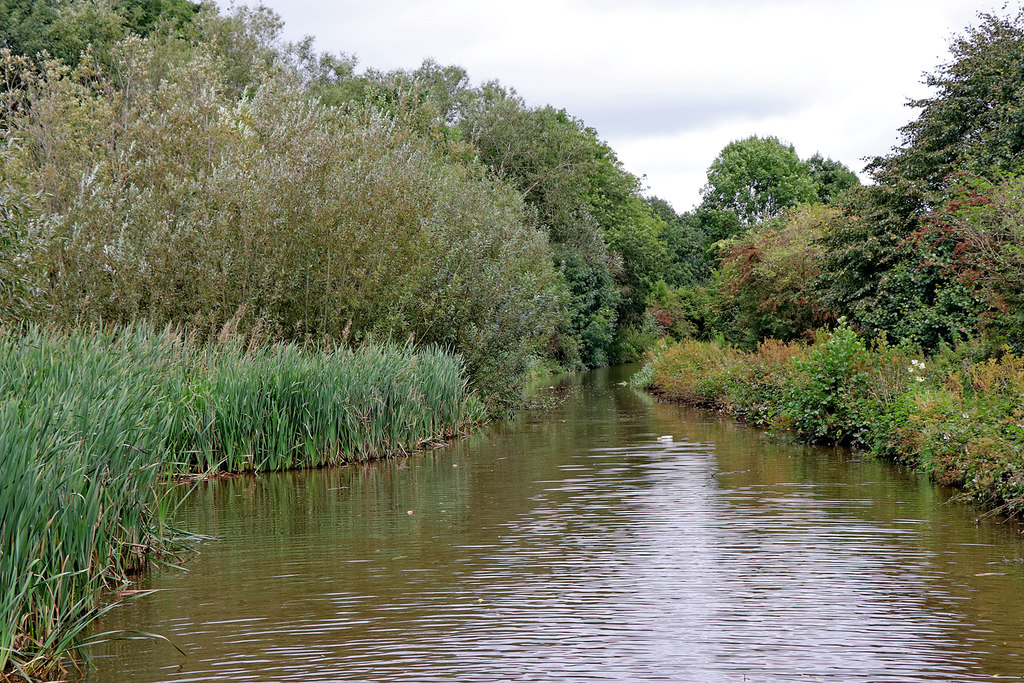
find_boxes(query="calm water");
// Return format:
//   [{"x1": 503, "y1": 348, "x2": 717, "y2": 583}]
[{"x1": 81, "y1": 365, "x2": 1024, "y2": 682}]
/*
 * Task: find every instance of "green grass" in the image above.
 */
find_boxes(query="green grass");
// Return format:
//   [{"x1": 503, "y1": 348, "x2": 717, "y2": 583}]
[{"x1": 0, "y1": 325, "x2": 484, "y2": 680}]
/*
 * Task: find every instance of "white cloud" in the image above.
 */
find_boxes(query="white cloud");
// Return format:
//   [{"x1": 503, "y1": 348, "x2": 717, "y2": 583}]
[{"x1": 222, "y1": 0, "x2": 1003, "y2": 210}]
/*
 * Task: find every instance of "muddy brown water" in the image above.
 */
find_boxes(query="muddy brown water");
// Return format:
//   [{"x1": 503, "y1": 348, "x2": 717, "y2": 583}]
[{"x1": 79, "y1": 365, "x2": 1024, "y2": 682}]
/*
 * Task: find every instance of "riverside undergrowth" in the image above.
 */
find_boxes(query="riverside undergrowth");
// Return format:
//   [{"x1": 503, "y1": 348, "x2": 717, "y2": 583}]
[
  {"x1": 0, "y1": 325, "x2": 484, "y2": 681},
  {"x1": 635, "y1": 325, "x2": 1024, "y2": 517}
]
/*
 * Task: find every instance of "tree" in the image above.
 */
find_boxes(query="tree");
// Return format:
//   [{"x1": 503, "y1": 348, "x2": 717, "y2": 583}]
[
  {"x1": 811, "y1": 185, "x2": 980, "y2": 351},
  {"x1": 457, "y1": 88, "x2": 619, "y2": 367},
  {"x1": 807, "y1": 153, "x2": 860, "y2": 203},
  {"x1": 0, "y1": 0, "x2": 199, "y2": 65},
  {"x1": 700, "y1": 135, "x2": 817, "y2": 231},
  {"x1": 942, "y1": 173, "x2": 1024, "y2": 350},
  {"x1": 715, "y1": 204, "x2": 836, "y2": 347},
  {"x1": 647, "y1": 196, "x2": 710, "y2": 287},
  {"x1": 4, "y1": 21, "x2": 563, "y2": 411},
  {"x1": 458, "y1": 85, "x2": 669, "y2": 365},
  {"x1": 867, "y1": 9, "x2": 1024, "y2": 196},
  {"x1": 811, "y1": 9, "x2": 1024, "y2": 351},
  {"x1": 0, "y1": 132, "x2": 46, "y2": 324}
]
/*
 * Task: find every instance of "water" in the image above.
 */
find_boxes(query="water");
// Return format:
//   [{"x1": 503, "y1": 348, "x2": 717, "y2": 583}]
[{"x1": 80, "y1": 365, "x2": 1024, "y2": 682}]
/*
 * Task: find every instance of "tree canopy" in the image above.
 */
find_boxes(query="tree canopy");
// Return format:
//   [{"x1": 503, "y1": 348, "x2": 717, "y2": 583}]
[{"x1": 700, "y1": 135, "x2": 819, "y2": 230}]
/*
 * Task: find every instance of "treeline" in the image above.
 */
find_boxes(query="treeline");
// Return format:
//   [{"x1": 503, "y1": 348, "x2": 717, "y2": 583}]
[
  {"x1": 8, "y1": 4, "x2": 1023, "y2": 404},
  {"x1": 659, "y1": 9, "x2": 1024, "y2": 357},
  {"x1": 0, "y1": 5, "x2": 728, "y2": 675},
  {"x1": 1, "y1": 0, "x2": 731, "y2": 411}
]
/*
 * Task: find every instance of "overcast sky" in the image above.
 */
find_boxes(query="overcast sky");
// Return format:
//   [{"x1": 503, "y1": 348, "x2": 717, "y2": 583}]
[{"x1": 225, "y1": 0, "x2": 1000, "y2": 212}]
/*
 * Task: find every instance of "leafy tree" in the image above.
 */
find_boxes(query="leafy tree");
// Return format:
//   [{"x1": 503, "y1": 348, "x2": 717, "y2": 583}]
[
  {"x1": 715, "y1": 204, "x2": 836, "y2": 347},
  {"x1": 4, "y1": 19, "x2": 562, "y2": 411},
  {"x1": 0, "y1": 0, "x2": 61, "y2": 58},
  {"x1": 457, "y1": 89, "x2": 616, "y2": 366},
  {"x1": 0, "y1": 0, "x2": 199, "y2": 64},
  {"x1": 867, "y1": 9, "x2": 1024, "y2": 196},
  {"x1": 700, "y1": 135, "x2": 818, "y2": 231},
  {"x1": 647, "y1": 196, "x2": 710, "y2": 286},
  {"x1": 812, "y1": 9, "x2": 1024, "y2": 351},
  {"x1": 556, "y1": 248, "x2": 619, "y2": 367},
  {"x1": 942, "y1": 173, "x2": 1024, "y2": 350},
  {"x1": 0, "y1": 132, "x2": 46, "y2": 324},
  {"x1": 806, "y1": 153, "x2": 860, "y2": 203},
  {"x1": 812, "y1": 185, "x2": 980, "y2": 351},
  {"x1": 456, "y1": 86, "x2": 669, "y2": 366},
  {"x1": 585, "y1": 147, "x2": 666, "y2": 328}
]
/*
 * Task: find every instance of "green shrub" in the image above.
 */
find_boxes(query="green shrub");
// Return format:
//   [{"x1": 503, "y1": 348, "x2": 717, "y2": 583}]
[{"x1": 780, "y1": 324, "x2": 871, "y2": 443}]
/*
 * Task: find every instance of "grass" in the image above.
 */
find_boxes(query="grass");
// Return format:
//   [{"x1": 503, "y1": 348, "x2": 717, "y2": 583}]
[{"x1": 0, "y1": 325, "x2": 484, "y2": 680}]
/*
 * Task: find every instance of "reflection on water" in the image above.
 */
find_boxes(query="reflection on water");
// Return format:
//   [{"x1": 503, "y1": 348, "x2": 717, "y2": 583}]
[{"x1": 81, "y1": 365, "x2": 1024, "y2": 682}]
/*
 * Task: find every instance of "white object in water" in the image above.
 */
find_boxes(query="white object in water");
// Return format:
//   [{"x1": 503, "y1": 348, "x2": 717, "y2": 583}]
[{"x1": 657, "y1": 435, "x2": 673, "y2": 442}]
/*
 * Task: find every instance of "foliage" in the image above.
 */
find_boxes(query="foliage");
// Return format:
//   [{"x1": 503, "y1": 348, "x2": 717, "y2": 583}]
[
  {"x1": 0, "y1": 0, "x2": 200, "y2": 66},
  {"x1": 0, "y1": 325, "x2": 484, "y2": 679},
  {"x1": 647, "y1": 196, "x2": 711, "y2": 286},
  {"x1": 457, "y1": 83, "x2": 667, "y2": 364},
  {"x1": 554, "y1": 247, "x2": 618, "y2": 368},
  {"x1": 700, "y1": 135, "x2": 818, "y2": 230},
  {"x1": 715, "y1": 204, "x2": 836, "y2": 347},
  {"x1": 805, "y1": 9, "x2": 1024, "y2": 354},
  {"x1": 867, "y1": 9, "x2": 1024, "y2": 195},
  {"x1": 941, "y1": 173, "x2": 1024, "y2": 350},
  {"x1": 2, "y1": 30, "x2": 560, "y2": 412},
  {"x1": 456, "y1": 89, "x2": 621, "y2": 368},
  {"x1": 644, "y1": 337, "x2": 743, "y2": 407},
  {"x1": 641, "y1": 325, "x2": 1024, "y2": 514},
  {"x1": 608, "y1": 307, "x2": 665, "y2": 365},
  {"x1": 648, "y1": 282, "x2": 717, "y2": 341},
  {"x1": 782, "y1": 324, "x2": 872, "y2": 443},
  {"x1": 0, "y1": 132, "x2": 47, "y2": 325},
  {"x1": 811, "y1": 185, "x2": 981, "y2": 352},
  {"x1": 894, "y1": 352, "x2": 1024, "y2": 512},
  {"x1": 806, "y1": 153, "x2": 860, "y2": 204}
]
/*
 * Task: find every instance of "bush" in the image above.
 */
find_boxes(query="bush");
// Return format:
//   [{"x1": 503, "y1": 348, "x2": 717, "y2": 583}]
[
  {"x1": 645, "y1": 338, "x2": 742, "y2": 408},
  {"x1": 724, "y1": 338, "x2": 808, "y2": 427}
]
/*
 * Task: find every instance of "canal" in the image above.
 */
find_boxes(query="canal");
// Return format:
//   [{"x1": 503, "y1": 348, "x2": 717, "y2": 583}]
[{"x1": 81, "y1": 364, "x2": 1024, "y2": 681}]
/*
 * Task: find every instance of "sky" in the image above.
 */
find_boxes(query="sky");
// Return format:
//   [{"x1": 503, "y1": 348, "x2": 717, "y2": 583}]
[{"x1": 224, "y1": 0, "x2": 1000, "y2": 212}]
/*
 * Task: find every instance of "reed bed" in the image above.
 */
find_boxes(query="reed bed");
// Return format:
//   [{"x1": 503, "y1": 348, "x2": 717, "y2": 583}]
[{"x1": 0, "y1": 325, "x2": 484, "y2": 680}]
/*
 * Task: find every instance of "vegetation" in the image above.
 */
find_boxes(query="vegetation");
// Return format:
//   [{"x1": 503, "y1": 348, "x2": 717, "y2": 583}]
[
  {"x1": 6, "y1": 0, "x2": 1024, "y2": 676},
  {"x1": 646, "y1": 10, "x2": 1024, "y2": 358},
  {"x1": 636, "y1": 326, "x2": 1024, "y2": 515},
  {"x1": 0, "y1": 2, "x2": 671, "y2": 675},
  {"x1": 0, "y1": 325, "x2": 482, "y2": 679},
  {"x1": 700, "y1": 135, "x2": 819, "y2": 230},
  {"x1": 636, "y1": 8, "x2": 1024, "y2": 526},
  {"x1": 0, "y1": 29, "x2": 561, "y2": 413}
]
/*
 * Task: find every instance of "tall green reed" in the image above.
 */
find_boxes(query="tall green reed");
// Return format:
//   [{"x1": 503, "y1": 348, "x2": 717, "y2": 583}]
[{"x1": 0, "y1": 325, "x2": 484, "y2": 679}]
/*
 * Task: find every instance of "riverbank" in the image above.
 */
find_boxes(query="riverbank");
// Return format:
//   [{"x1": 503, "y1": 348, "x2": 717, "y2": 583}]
[
  {"x1": 0, "y1": 326, "x2": 484, "y2": 681},
  {"x1": 633, "y1": 326, "x2": 1024, "y2": 517}
]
